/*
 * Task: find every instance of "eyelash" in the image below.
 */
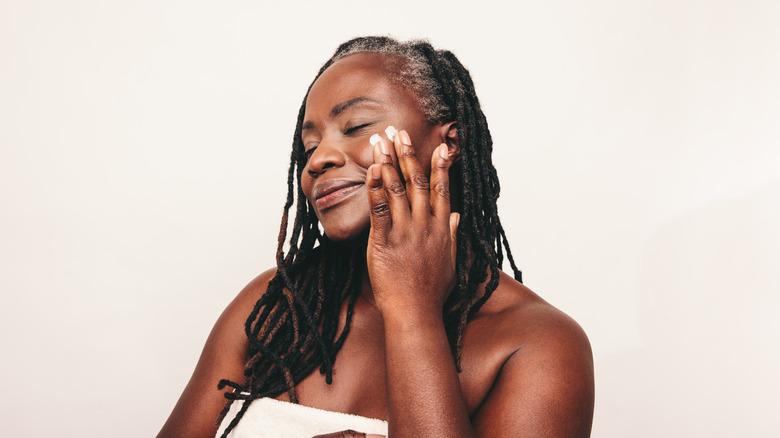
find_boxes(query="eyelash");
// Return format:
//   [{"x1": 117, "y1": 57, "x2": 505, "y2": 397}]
[
  {"x1": 303, "y1": 123, "x2": 374, "y2": 161},
  {"x1": 344, "y1": 123, "x2": 372, "y2": 135}
]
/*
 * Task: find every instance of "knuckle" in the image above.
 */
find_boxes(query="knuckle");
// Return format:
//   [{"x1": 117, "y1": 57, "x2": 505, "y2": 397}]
[
  {"x1": 385, "y1": 179, "x2": 406, "y2": 195},
  {"x1": 410, "y1": 173, "x2": 430, "y2": 190},
  {"x1": 371, "y1": 199, "x2": 391, "y2": 216},
  {"x1": 432, "y1": 181, "x2": 450, "y2": 198}
]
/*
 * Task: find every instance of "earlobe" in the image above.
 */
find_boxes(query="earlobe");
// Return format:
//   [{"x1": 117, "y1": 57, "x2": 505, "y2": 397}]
[{"x1": 439, "y1": 121, "x2": 461, "y2": 161}]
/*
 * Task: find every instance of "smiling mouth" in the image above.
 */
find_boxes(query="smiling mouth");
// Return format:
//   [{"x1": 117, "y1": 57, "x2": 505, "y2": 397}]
[{"x1": 315, "y1": 182, "x2": 364, "y2": 210}]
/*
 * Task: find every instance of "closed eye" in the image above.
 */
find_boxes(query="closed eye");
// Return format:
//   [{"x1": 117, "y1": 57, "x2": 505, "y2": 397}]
[
  {"x1": 344, "y1": 123, "x2": 372, "y2": 135},
  {"x1": 303, "y1": 146, "x2": 317, "y2": 161}
]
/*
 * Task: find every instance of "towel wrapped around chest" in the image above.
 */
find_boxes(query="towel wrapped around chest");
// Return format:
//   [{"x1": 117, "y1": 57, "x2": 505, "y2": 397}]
[{"x1": 216, "y1": 397, "x2": 388, "y2": 438}]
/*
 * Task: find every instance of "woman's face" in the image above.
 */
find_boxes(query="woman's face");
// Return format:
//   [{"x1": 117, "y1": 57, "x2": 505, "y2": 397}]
[{"x1": 301, "y1": 52, "x2": 445, "y2": 242}]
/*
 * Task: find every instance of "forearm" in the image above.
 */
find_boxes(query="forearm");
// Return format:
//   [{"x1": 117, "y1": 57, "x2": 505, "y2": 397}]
[{"x1": 382, "y1": 311, "x2": 476, "y2": 438}]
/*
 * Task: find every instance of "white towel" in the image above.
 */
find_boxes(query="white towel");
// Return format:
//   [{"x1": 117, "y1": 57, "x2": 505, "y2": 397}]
[{"x1": 216, "y1": 397, "x2": 388, "y2": 438}]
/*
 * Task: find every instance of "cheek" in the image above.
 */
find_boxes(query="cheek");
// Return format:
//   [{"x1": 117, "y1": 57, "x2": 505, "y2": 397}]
[
  {"x1": 353, "y1": 141, "x2": 375, "y2": 168},
  {"x1": 300, "y1": 171, "x2": 315, "y2": 203},
  {"x1": 406, "y1": 127, "x2": 440, "y2": 174}
]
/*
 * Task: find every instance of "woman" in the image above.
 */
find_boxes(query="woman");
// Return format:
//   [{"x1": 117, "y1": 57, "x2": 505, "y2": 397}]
[{"x1": 159, "y1": 36, "x2": 594, "y2": 438}]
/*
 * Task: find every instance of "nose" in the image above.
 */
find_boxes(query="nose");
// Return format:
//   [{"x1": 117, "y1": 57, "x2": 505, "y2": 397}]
[{"x1": 307, "y1": 136, "x2": 346, "y2": 176}]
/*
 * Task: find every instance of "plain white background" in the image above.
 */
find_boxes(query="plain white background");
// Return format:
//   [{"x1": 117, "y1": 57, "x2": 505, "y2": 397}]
[{"x1": 1, "y1": 1, "x2": 778, "y2": 436}]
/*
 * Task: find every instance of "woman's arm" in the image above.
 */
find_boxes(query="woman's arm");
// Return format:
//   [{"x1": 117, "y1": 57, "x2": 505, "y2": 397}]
[
  {"x1": 157, "y1": 269, "x2": 276, "y2": 438},
  {"x1": 365, "y1": 130, "x2": 473, "y2": 437},
  {"x1": 365, "y1": 130, "x2": 594, "y2": 437},
  {"x1": 382, "y1": 308, "x2": 473, "y2": 437}
]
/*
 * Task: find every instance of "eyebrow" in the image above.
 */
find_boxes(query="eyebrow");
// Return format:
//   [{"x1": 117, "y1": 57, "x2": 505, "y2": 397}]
[
  {"x1": 331, "y1": 97, "x2": 384, "y2": 117},
  {"x1": 302, "y1": 97, "x2": 385, "y2": 131}
]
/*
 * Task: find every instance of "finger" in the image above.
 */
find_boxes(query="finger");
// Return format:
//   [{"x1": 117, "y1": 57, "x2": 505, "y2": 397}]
[
  {"x1": 366, "y1": 163, "x2": 391, "y2": 245},
  {"x1": 429, "y1": 143, "x2": 453, "y2": 218},
  {"x1": 450, "y1": 212, "x2": 460, "y2": 266},
  {"x1": 371, "y1": 133, "x2": 400, "y2": 174},
  {"x1": 394, "y1": 129, "x2": 432, "y2": 216},
  {"x1": 373, "y1": 137, "x2": 411, "y2": 222}
]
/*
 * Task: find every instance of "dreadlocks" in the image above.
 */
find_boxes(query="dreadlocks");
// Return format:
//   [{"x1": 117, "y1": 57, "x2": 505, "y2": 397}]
[{"x1": 216, "y1": 36, "x2": 522, "y2": 437}]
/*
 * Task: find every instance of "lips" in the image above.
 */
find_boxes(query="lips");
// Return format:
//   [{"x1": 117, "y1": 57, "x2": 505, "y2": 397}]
[{"x1": 312, "y1": 179, "x2": 364, "y2": 210}]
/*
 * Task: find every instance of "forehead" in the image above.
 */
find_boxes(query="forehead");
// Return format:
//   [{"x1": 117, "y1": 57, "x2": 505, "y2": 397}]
[{"x1": 305, "y1": 52, "x2": 418, "y2": 116}]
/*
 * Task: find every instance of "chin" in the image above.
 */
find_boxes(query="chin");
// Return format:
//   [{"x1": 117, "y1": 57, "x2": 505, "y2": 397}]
[{"x1": 320, "y1": 218, "x2": 370, "y2": 244}]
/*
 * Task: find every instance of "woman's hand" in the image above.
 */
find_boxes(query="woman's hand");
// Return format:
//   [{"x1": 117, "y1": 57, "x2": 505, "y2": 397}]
[
  {"x1": 364, "y1": 128, "x2": 475, "y2": 438},
  {"x1": 365, "y1": 129, "x2": 460, "y2": 320}
]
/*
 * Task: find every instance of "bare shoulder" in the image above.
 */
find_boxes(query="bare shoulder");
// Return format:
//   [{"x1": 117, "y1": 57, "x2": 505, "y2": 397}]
[
  {"x1": 201, "y1": 267, "x2": 278, "y2": 359},
  {"x1": 222, "y1": 268, "x2": 278, "y2": 324},
  {"x1": 470, "y1": 270, "x2": 591, "y2": 360},
  {"x1": 490, "y1": 270, "x2": 589, "y2": 348},
  {"x1": 157, "y1": 268, "x2": 277, "y2": 438},
  {"x1": 470, "y1": 270, "x2": 594, "y2": 437}
]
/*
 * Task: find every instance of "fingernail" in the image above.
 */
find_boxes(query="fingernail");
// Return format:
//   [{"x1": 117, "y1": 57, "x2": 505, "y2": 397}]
[
  {"x1": 369, "y1": 134, "x2": 382, "y2": 146},
  {"x1": 439, "y1": 144, "x2": 448, "y2": 159},
  {"x1": 371, "y1": 164, "x2": 381, "y2": 179},
  {"x1": 384, "y1": 125, "x2": 398, "y2": 141},
  {"x1": 399, "y1": 130, "x2": 411, "y2": 146}
]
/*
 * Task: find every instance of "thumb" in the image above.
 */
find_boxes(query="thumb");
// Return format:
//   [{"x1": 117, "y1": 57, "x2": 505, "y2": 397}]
[{"x1": 449, "y1": 212, "x2": 460, "y2": 266}]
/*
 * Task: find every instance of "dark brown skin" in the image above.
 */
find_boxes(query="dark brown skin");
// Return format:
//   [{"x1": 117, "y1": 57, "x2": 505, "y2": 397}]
[{"x1": 158, "y1": 53, "x2": 594, "y2": 438}]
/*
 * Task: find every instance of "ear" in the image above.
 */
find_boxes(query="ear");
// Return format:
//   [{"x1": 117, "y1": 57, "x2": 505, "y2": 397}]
[{"x1": 437, "y1": 121, "x2": 461, "y2": 161}]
